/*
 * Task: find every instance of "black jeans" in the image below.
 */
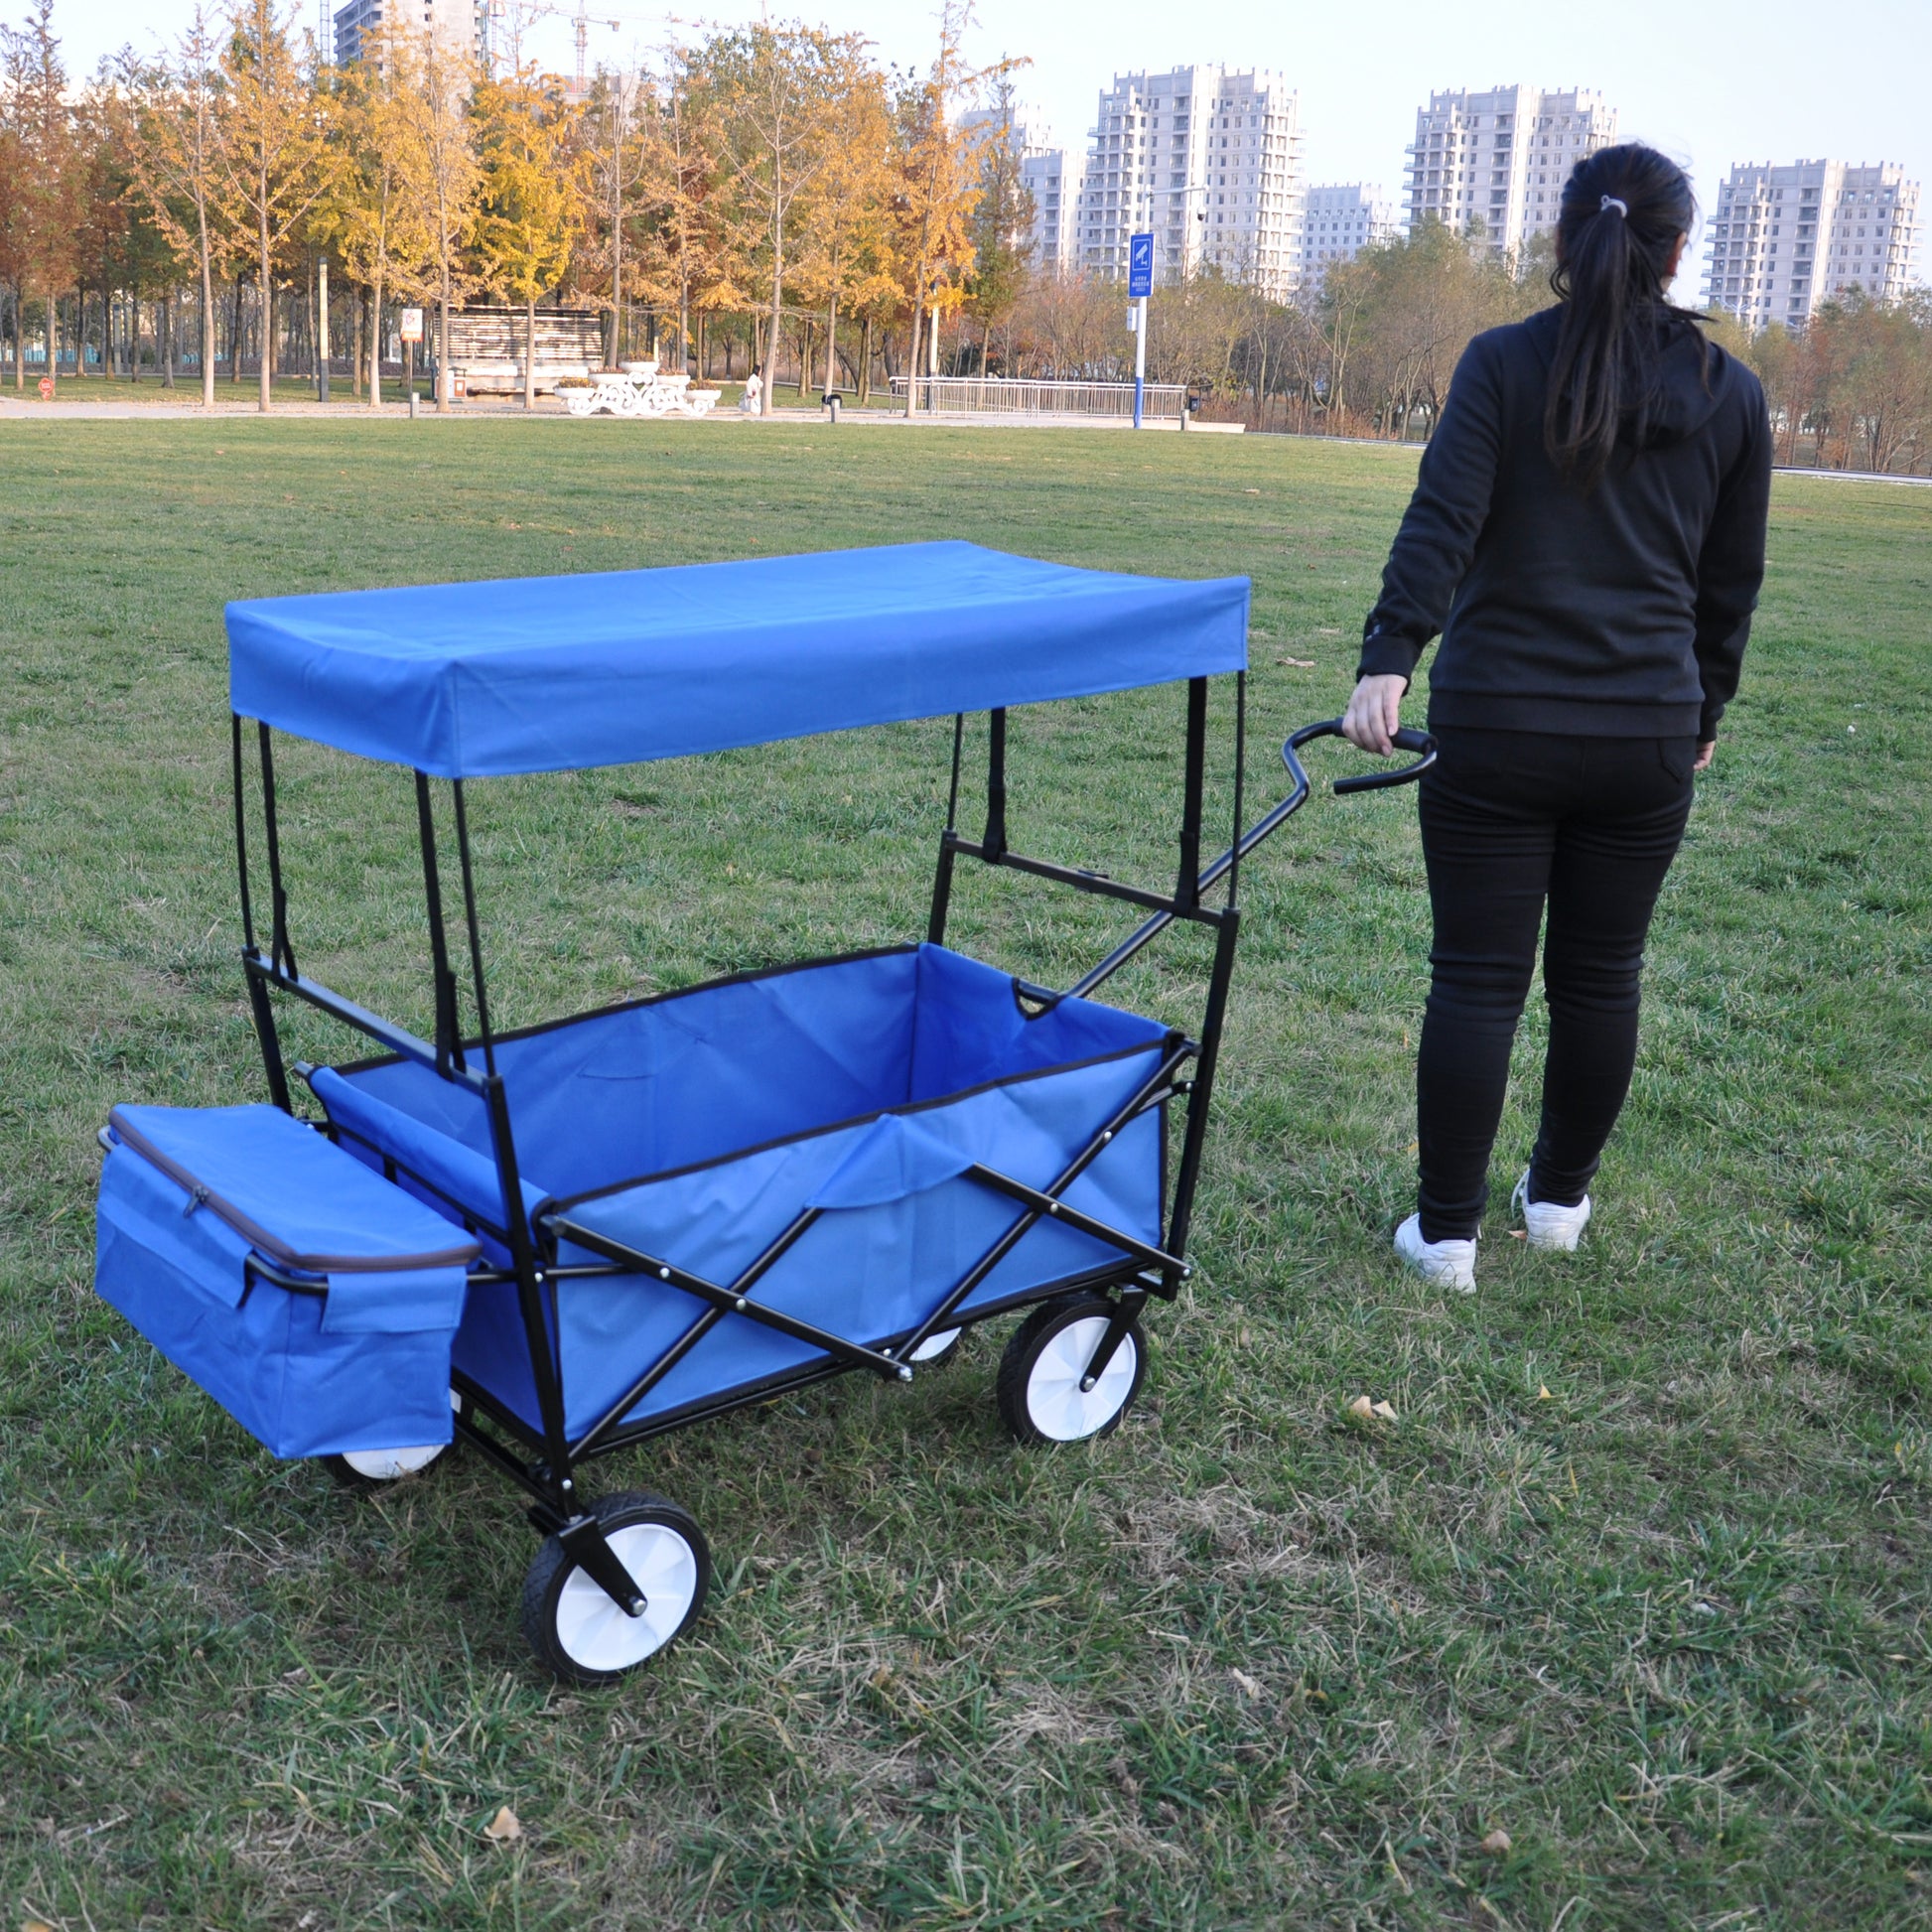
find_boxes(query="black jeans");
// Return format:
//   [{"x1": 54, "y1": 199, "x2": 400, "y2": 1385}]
[{"x1": 1414, "y1": 727, "x2": 1697, "y2": 1242}]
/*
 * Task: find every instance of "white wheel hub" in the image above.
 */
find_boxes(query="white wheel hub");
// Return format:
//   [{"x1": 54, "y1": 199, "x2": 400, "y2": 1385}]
[
  {"x1": 339, "y1": 1443, "x2": 445, "y2": 1481},
  {"x1": 909, "y1": 1327, "x2": 962, "y2": 1362},
  {"x1": 1026, "y1": 1315, "x2": 1138, "y2": 1442},
  {"x1": 554, "y1": 1522, "x2": 700, "y2": 1674}
]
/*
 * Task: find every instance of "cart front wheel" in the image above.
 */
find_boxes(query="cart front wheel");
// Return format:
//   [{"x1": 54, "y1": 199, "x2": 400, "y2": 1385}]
[
  {"x1": 521, "y1": 1491, "x2": 710, "y2": 1684},
  {"x1": 998, "y1": 1298, "x2": 1146, "y2": 1445},
  {"x1": 322, "y1": 1442, "x2": 449, "y2": 1489}
]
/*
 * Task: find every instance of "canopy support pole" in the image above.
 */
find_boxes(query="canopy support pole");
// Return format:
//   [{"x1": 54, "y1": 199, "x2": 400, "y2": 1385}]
[
  {"x1": 257, "y1": 724, "x2": 296, "y2": 979},
  {"x1": 451, "y1": 780, "x2": 496, "y2": 1079},
  {"x1": 233, "y1": 715, "x2": 292, "y2": 1113},
  {"x1": 983, "y1": 708, "x2": 1009, "y2": 860},
  {"x1": 414, "y1": 771, "x2": 467, "y2": 1079},
  {"x1": 1167, "y1": 909, "x2": 1240, "y2": 1258},
  {"x1": 1175, "y1": 677, "x2": 1207, "y2": 911},
  {"x1": 927, "y1": 712, "x2": 965, "y2": 945}
]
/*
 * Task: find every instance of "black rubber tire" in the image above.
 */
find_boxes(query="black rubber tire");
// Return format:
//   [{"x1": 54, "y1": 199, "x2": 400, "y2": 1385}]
[
  {"x1": 996, "y1": 1296, "x2": 1147, "y2": 1446},
  {"x1": 319, "y1": 1441, "x2": 452, "y2": 1491},
  {"x1": 520, "y1": 1490, "x2": 711, "y2": 1686}
]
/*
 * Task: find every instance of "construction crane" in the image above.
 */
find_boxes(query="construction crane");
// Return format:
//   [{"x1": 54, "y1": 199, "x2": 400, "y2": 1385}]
[{"x1": 574, "y1": 1, "x2": 624, "y2": 98}]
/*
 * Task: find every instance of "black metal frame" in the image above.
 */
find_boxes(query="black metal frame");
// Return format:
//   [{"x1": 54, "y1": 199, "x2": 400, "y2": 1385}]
[{"x1": 228, "y1": 690, "x2": 1435, "y2": 1609}]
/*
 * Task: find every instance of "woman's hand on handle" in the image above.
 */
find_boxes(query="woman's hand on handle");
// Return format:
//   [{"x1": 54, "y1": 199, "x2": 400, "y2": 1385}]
[{"x1": 1341, "y1": 674, "x2": 1409, "y2": 757}]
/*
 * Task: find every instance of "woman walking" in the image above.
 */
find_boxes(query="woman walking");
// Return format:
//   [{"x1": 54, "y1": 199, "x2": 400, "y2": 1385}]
[{"x1": 1344, "y1": 144, "x2": 1772, "y2": 1293}]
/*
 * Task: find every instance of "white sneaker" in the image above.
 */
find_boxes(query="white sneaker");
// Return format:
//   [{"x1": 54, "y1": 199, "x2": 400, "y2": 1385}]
[
  {"x1": 1394, "y1": 1213, "x2": 1476, "y2": 1294},
  {"x1": 1511, "y1": 1170, "x2": 1591, "y2": 1251}
]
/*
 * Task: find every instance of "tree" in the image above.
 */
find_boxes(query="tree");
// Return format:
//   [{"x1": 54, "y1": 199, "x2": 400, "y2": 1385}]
[
  {"x1": 210, "y1": 0, "x2": 334, "y2": 411},
  {"x1": 891, "y1": 3, "x2": 989, "y2": 406},
  {"x1": 701, "y1": 22, "x2": 852, "y2": 417},
  {"x1": 629, "y1": 55, "x2": 727, "y2": 377},
  {"x1": 126, "y1": 7, "x2": 228, "y2": 406},
  {"x1": 790, "y1": 48, "x2": 891, "y2": 395},
  {"x1": 2, "y1": 0, "x2": 76, "y2": 392},
  {"x1": 324, "y1": 21, "x2": 433, "y2": 408},
  {"x1": 393, "y1": 22, "x2": 480, "y2": 411},
  {"x1": 571, "y1": 65, "x2": 648, "y2": 369},
  {"x1": 962, "y1": 67, "x2": 1034, "y2": 373},
  {"x1": 473, "y1": 72, "x2": 576, "y2": 411}
]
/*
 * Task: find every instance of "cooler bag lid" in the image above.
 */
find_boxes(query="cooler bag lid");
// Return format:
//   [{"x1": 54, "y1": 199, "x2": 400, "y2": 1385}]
[{"x1": 107, "y1": 1103, "x2": 481, "y2": 1331}]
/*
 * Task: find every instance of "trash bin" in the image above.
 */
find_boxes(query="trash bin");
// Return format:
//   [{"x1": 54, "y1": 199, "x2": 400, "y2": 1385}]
[{"x1": 822, "y1": 391, "x2": 842, "y2": 423}]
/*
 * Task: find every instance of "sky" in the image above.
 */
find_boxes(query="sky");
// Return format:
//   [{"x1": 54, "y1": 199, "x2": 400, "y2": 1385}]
[{"x1": 57, "y1": 0, "x2": 1932, "y2": 282}]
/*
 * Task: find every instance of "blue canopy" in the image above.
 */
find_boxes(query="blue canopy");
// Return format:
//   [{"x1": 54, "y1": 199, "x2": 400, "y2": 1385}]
[{"x1": 226, "y1": 540, "x2": 1248, "y2": 778}]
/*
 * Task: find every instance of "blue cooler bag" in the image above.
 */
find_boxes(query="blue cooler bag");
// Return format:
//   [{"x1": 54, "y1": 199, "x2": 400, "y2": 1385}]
[{"x1": 95, "y1": 1103, "x2": 480, "y2": 1458}]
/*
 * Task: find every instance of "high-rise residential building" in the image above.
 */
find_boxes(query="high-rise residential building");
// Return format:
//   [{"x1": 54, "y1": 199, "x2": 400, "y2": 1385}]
[
  {"x1": 1405, "y1": 85, "x2": 1617, "y2": 256},
  {"x1": 1298, "y1": 184, "x2": 1395, "y2": 288},
  {"x1": 959, "y1": 104, "x2": 1075, "y2": 280},
  {"x1": 334, "y1": 0, "x2": 485, "y2": 67},
  {"x1": 1076, "y1": 66, "x2": 1306, "y2": 299},
  {"x1": 1702, "y1": 161, "x2": 1921, "y2": 327}
]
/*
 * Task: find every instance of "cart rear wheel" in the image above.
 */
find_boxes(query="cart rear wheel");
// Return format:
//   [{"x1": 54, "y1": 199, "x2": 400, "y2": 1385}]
[
  {"x1": 521, "y1": 1491, "x2": 709, "y2": 1684},
  {"x1": 997, "y1": 1297, "x2": 1146, "y2": 1445},
  {"x1": 321, "y1": 1441, "x2": 449, "y2": 1489}
]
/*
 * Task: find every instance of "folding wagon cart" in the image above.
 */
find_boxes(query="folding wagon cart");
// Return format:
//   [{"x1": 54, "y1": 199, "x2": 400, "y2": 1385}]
[{"x1": 93, "y1": 541, "x2": 1433, "y2": 1682}]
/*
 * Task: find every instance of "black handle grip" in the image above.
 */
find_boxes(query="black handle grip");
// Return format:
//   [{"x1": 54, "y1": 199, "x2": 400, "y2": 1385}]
[{"x1": 1284, "y1": 718, "x2": 1437, "y2": 796}]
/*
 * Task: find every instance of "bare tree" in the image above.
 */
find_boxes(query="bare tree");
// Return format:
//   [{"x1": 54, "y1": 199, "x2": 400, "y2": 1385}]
[
  {"x1": 702, "y1": 22, "x2": 851, "y2": 417},
  {"x1": 126, "y1": 5, "x2": 227, "y2": 407},
  {"x1": 395, "y1": 23, "x2": 480, "y2": 410},
  {"x1": 211, "y1": 0, "x2": 334, "y2": 411},
  {"x1": 2, "y1": 0, "x2": 76, "y2": 392}
]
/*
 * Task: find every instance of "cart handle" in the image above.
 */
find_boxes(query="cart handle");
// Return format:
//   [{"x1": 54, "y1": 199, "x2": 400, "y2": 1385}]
[
  {"x1": 1064, "y1": 717, "x2": 1436, "y2": 1001},
  {"x1": 1284, "y1": 718, "x2": 1438, "y2": 796}
]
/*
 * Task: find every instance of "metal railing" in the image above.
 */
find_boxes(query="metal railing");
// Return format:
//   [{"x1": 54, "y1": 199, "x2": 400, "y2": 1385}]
[{"x1": 890, "y1": 375, "x2": 1187, "y2": 419}]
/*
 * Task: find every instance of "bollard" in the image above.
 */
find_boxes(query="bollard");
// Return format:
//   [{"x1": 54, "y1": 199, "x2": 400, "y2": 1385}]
[
  {"x1": 408, "y1": 387, "x2": 419, "y2": 419},
  {"x1": 823, "y1": 392, "x2": 841, "y2": 424}
]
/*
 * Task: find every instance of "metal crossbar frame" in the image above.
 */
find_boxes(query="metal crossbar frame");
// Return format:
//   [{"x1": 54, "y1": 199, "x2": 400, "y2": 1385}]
[{"x1": 227, "y1": 668, "x2": 1345, "y2": 1591}]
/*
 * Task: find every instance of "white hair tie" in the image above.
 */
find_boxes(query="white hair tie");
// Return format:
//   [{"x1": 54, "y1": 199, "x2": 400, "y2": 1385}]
[{"x1": 1600, "y1": 196, "x2": 1629, "y2": 217}]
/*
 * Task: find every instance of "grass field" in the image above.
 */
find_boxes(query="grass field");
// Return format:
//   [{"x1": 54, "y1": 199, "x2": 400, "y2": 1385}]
[{"x1": 2, "y1": 417, "x2": 1929, "y2": 1930}]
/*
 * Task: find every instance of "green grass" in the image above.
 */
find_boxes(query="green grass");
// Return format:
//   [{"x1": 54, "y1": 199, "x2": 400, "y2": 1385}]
[{"x1": 2, "y1": 419, "x2": 1930, "y2": 1930}]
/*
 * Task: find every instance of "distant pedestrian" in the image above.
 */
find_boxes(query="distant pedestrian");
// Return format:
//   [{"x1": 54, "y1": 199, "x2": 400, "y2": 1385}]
[
  {"x1": 739, "y1": 370, "x2": 762, "y2": 415},
  {"x1": 1343, "y1": 142, "x2": 1772, "y2": 1293}
]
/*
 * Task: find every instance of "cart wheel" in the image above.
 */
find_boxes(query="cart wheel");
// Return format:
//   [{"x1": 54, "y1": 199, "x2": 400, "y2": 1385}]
[
  {"x1": 321, "y1": 1442, "x2": 449, "y2": 1489},
  {"x1": 321, "y1": 1390, "x2": 464, "y2": 1489},
  {"x1": 997, "y1": 1298, "x2": 1146, "y2": 1445},
  {"x1": 907, "y1": 1326, "x2": 963, "y2": 1367},
  {"x1": 521, "y1": 1491, "x2": 710, "y2": 1685}
]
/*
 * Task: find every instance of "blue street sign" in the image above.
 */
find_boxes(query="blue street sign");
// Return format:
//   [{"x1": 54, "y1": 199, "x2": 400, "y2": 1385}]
[{"x1": 1128, "y1": 231, "x2": 1154, "y2": 299}]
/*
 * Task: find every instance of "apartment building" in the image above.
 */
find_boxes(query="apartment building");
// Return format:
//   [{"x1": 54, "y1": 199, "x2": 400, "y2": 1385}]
[
  {"x1": 334, "y1": 0, "x2": 485, "y2": 66},
  {"x1": 1405, "y1": 85, "x2": 1617, "y2": 256},
  {"x1": 1702, "y1": 160, "x2": 1921, "y2": 326},
  {"x1": 1076, "y1": 65, "x2": 1306, "y2": 299},
  {"x1": 1299, "y1": 184, "x2": 1395, "y2": 288},
  {"x1": 959, "y1": 104, "x2": 1076, "y2": 280}
]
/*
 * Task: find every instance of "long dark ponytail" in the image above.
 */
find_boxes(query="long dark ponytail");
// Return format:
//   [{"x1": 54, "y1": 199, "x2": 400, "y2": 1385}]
[{"x1": 1545, "y1": 143, "x2": 1698, "y2": 489}]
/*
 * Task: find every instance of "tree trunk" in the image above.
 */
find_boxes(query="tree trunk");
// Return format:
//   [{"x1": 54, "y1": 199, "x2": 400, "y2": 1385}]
[
  {"x1": 369, "y1": 276, "x2": 384, "y2": 407},
  {"x1": 823, "y1": 294, "x2": 838, "y2": 395},
  {"x1": 761, "y1": 192, "x2": 783, "y2": 418},
  {"x1": 199, "y1": 245, "x2": 214, "y2": 407},
  {"x1": 859, "y1": 316, "x2": 871, "y2": 404},
  {"x1": 228, "y1": 276, "x2": 241, "y2": 382},
  {"x1": 351, "y1": 289, "x2": 362, "y2": 398},
  {"x1": 12, "y1": 283, "x2": 20, "y2": 389},
  {"x1": 258, "y1": 207, "x2": 274, "y2": 411},
  {"x1": 437, "y1": 280, "x2": 451, "y2": 413},
  {"x1": 524, "y1": 294, "x2": 536, "y2": 411}
]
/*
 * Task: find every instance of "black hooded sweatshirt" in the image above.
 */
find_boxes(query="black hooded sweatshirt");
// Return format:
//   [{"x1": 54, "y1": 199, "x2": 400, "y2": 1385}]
[{"x1": 1358, "y1": 304, "x2": 1771, "y2": 743}]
